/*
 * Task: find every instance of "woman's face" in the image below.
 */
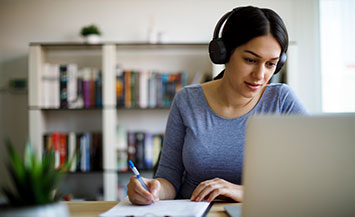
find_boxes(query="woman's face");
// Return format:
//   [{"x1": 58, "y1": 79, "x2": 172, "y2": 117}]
[{"x1": 224, "y1": 33, "x2": 282, "y2": 99}]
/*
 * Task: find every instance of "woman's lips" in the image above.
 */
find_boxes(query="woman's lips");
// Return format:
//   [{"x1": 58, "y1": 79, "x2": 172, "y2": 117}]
[{"x1": 245, "y1": 81, "x2": 262, "y2": 91}]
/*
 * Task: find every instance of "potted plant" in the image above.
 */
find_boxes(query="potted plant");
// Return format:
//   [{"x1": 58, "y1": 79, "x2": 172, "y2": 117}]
[
  {"x1": 80, "y1": 24, "x2": 102, "y2": 44},
  {"x1": 0, "y1": 140, "x2": 71, "y2": 217}
]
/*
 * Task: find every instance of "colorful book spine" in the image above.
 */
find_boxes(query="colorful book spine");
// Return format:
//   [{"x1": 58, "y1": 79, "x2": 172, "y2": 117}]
[
  {"x1": 95, "y1": 71, "x2": 103, "y2": 108},
  {"x1": 116, "y1": 68, "x2": 189, "y2": 108},
  {"x1": 130, "y1": 71, "x2": 136, "y2": 108},
  {"x1": 82, "y1": 68, "x2": 91, "y2": 108},
  {"x1": 127, "y1": 131, "x2": 136, "y2": 164},
  {"x1": 68, "y1": 132, "x2": 77, "y2": 172},
  {"x1": 116, "y1": 69, "x2": 125, "y2": 107},
  {"x1": 90, "y1": 69, "x2": 96, "y2": 108},
  {"x1": 135, "y1": 132, "x2": 145, "y2": 169},
  {"x1": 67, "y1": 64, "x2": 78, "y2": 108},
  {"x1": 59, "y1": 133, "x2": 67, "y2": 168},
  {"x1": 52, "y1": 132, "x2": 60, "y2": 169},
  {"x1": 125, "y1": 70, "x2": 131, "y2": 108},
  {"x1": 59, "y1": 65, "x2": 68, "y2": 108},
  {"x1": 42, "y1": 131, "x2": 102, "y2": 172},
  {"x1": 116, "y1": 128, "x2": 164, "y2": 171}
]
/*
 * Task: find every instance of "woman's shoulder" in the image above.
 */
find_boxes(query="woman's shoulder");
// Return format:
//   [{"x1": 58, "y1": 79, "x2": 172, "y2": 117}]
[
  {"x1": 171, "y1": 84, "x2": 206, "y2": 114},
  {"x1": 260, "y1": 83, "x2": 294, "y2": 105},
  {"x1": 175, "y1": 84, "x2": 202, "y2": 98},
  {"x1": 264, "y1": 83, "x2": 292, "y2": 96}
]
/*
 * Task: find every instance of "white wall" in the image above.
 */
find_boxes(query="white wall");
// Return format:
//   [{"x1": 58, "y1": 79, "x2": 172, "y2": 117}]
[{"x1": 0, "y1": 0, "x2": 321, "y2": 191}]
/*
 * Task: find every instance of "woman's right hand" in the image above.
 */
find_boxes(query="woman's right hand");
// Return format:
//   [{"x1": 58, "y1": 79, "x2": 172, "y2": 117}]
[{"x1": 127, "y1": 176, "x2": 161, "y2": 205}]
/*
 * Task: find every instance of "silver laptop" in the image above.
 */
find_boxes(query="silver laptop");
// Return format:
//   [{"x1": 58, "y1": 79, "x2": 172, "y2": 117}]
[{"x1": 241, "y1": 114, "x2": 355, "y2": 217}]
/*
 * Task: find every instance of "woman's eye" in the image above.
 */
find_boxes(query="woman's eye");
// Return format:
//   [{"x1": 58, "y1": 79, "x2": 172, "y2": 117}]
[
  {"x1": 245, "y1": 58, "x2": 256, "y2": 63},
  {"x1": 267, "y1": 62, "x2": 276, "y2": 67}
]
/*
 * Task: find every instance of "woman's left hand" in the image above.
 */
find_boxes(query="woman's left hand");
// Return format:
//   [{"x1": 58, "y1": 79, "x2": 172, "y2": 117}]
[{"x1": 190, "y1": 178, "x2": 243, "y2": 202}]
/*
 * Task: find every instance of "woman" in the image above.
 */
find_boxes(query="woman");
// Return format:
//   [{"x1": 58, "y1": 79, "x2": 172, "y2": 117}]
[{"x1": 127, "y1": 5, "x2": 308, "y2": 205}]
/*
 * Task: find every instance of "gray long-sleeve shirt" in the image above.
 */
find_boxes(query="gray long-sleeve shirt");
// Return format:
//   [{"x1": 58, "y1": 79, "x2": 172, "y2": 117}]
[{"x1": 154, "y1": 83, "x2": 308, "y2": 199}]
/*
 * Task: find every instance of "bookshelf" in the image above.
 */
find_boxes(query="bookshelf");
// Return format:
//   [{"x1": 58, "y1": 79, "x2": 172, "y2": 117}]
[{"x1": 28, "y1": 42, "x2": 212, "y2": 201}]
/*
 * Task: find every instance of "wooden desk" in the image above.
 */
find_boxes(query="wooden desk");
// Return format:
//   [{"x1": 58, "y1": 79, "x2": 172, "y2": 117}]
[{"x1": 65, "y1": 201, "x2": 239, "y2": 217}]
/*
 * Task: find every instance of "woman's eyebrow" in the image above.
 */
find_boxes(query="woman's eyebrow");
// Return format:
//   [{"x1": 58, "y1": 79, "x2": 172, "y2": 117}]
[{"x1": 244, "y1": 50, "x2": 279, "y2": 60}]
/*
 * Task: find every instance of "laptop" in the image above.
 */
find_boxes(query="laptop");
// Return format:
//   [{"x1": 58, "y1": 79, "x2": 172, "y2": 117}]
[{"x1": 234, "y1": 114, "x2": 355, "y2": 217}]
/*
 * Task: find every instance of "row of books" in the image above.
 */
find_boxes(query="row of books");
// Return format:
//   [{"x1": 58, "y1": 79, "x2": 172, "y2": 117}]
[
  {"x1": 43, "y1": 132, "x2": 102, "y2": 172},
  {"x1": 116, "y1": 67, "x2": 187, "y2": 108},
  {"x1": 116, "y1": 127, "x2": 164, "y2": 172},
  {"x1": 41, "y1": 63, "x2": 102, "y2": 109}
]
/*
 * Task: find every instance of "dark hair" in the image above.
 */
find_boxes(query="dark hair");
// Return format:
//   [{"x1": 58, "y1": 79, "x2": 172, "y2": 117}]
[{"x1": 214, "y1": 6, "x2": 289, "y2": 79}]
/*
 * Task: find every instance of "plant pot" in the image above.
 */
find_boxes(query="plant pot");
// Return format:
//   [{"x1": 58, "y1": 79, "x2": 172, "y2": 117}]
[
  {"x1": 85, "y1": 34, "x2": 101, "y2": 44},
  {"x1": 0, "y1": 202, "x2": 69, "y2": 217}
]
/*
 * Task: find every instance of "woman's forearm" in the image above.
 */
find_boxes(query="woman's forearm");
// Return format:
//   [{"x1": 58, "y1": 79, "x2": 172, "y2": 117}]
[{"x1": 156, "y1": 178, "x2": 176, "y2": 200}]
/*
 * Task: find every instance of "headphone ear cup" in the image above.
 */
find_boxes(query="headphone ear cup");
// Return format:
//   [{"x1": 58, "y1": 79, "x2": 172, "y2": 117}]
[
  {"x1": 209, "y1": 38, "x2": 228, "y2": 64},
  {"x1": 274, "y1": 52, "x2": 287, "y2": 74}
]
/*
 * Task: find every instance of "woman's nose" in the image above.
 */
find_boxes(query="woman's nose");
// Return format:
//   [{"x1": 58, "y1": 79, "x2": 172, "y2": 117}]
[{"x1": 252, "y1": 64, "x2": 265, "y2": 80}]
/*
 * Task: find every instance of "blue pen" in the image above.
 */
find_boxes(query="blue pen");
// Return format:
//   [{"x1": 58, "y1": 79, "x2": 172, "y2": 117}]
[{"x1": 128, "y1": 160, "x2": 154, "y2": 202}]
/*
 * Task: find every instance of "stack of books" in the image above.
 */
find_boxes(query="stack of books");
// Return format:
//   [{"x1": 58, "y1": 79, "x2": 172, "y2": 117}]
[
  {"x1": 116, "y1": 127, "x2": 164, "y2": 172},
  {"x1": 41, "y1": 63, "x2": 102, "y2": 109},
  {"x1": 43, "y1": 131, "x2": 102, "y2": 172},
  {"x1": 116, "y1": 67, "x2": 187, "y2": 108}
]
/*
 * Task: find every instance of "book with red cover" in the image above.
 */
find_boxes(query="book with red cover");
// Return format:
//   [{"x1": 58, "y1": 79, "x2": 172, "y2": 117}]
[
  {"x1": 52, "y1": 132, "x2": 60, "y2": 169},
  {"x1": 59, "y1": 133, "x2": 67, "y2": 168}
]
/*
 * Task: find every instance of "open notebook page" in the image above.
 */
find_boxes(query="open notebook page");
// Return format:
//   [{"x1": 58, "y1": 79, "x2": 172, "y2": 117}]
[{"x1": 100, "y1": 197, "x2": 211, "y2": 217}]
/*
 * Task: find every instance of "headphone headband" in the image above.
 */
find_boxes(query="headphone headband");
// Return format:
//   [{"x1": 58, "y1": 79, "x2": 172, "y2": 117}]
[{"x1": 212, "y1": 9, "x2": 236, "y2": 39}]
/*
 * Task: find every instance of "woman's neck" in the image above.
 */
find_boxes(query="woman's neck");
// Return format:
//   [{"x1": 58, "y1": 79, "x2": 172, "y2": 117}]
[
  {"x1": 215, "y1": 78, "x2": 261, "y2": 110},
  {"x1": 202, "y1": 79, "x2": 265, "y2": 119}
]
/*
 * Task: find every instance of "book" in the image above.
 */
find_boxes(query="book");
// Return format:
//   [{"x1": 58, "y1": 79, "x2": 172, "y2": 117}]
[
  {"x1": 70, "y1": 68, "x2": 84, "y2": 108},
  {"x1": 52, "y1": 132, "x2": 60, "y2": 169},
  {"x1": 127, "y1": 131, "x2": 136, "y2": 164},
  {"x1": 100, "y1": 197, "x2": 211, "y2": 217},
  {"x1": 95, "y1": 71, "x2": 103, "y2": 108},
  {"x1": 59, "y1": 65, "x2": 68, "y2": 108},
  {"x1": 80, "y1": 133, "x2": 91, "y2": 172},
  {"x1": 138, "y1": 70, "x2": 149, "y2": 108},
  {"x1": 135, "y1": 132, "x2": 145, "y2": 169},
  {"x1": 82, "y1": 68, "x2": 92, "y2": 108},
  {"x1": 90, "y1": 68, "x2": 96, "y2": 108},
  {"x1": 148, "y1": 71, "x2": 157, "y2": 108},
  {"x1": 67, "y1": 64, "x2": 78, "y2": 108},
  {"x1": 124, "y1": 70, "x2": 131, "y2": 108},
  {"x1": 42, "y1": 63, "x2": 60, "y2": 108},
  {"x1": 130, "y1": 70, "x2": 136, "y2": 108},
  {"x1": 91, "y1": 132, "x2": 102, "y2": 171},
  {"x1": 59, "y1": 133, "x2": 67, "y2": 168},
  {"x1": 68, "y1": 132, "x2": 77, "y2": 172},
  {"x1": 116, "y1": 68, "x2": 125, "y2": 107}
]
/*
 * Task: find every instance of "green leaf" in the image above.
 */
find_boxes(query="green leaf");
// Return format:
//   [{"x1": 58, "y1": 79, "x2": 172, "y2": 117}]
[
  {"x1": 5, "y1": 140, "x2": 25, "y2": 181},
  {"x1": 2, "y1": 139, "x2": 68, "y2": 206},
  {"x1": 24, "y1": 141, "x2": 34, "y2": 170}
]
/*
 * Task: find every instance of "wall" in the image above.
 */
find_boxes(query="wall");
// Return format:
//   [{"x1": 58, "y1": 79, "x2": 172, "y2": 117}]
[{"x1": 0, "y1": 0, "x2": 321, "y2": 192}]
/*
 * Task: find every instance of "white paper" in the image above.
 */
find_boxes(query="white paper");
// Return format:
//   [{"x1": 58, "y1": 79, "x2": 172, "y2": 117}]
[{"x1": 100, "y1": 197, "x2": 211, "y2": 217}]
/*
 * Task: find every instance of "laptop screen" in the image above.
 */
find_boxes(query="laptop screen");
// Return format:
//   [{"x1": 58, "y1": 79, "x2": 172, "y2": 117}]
[{"x1": 242, "y1": 114, "x2": 355, "y2": 217}]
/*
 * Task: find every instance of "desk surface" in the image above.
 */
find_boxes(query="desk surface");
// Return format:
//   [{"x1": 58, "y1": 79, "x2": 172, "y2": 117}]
[{"x1": 65, "y1": 201, "x2": 240, "y2": 217}]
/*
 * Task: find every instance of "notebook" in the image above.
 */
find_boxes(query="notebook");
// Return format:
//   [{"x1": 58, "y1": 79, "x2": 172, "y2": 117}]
[
  {"x1": 100, "y1": 197, "x2": 211, "y2": 217},
  {"x1": 241, "y1": 114, "x2": 355, "y2": 217}
]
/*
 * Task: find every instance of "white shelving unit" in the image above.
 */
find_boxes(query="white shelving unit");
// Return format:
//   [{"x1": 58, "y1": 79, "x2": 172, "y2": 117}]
[{"x1": 28, "y1": 42, "x2": 212, "y2": 201}]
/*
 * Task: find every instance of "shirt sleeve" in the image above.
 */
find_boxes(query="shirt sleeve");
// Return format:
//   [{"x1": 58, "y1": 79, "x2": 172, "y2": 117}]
[
  {"x1": 154, "y1": 90, "x2": 186, "y2": 196},
  {"x1": 278, "y1": 84, "x2": 309, "y2": 115}
]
